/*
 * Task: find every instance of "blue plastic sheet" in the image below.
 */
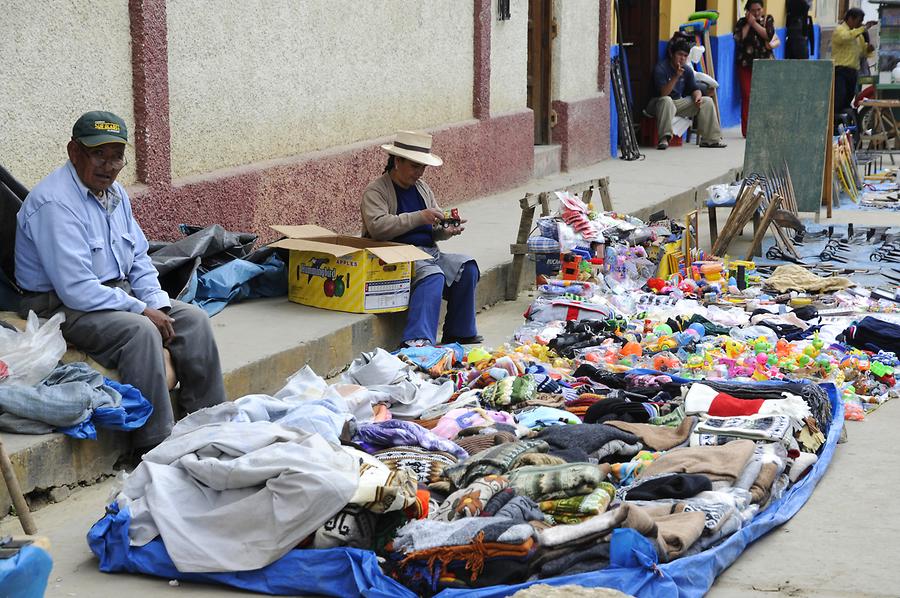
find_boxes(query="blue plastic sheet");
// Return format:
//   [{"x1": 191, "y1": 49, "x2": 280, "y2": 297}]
[
  {"x1": 87, "y1": 382, "x2": 842, "y2": 597},
  {"x1": 87, "y1": 503, "x2": 416, "y2": 598},
  {"x1": 181, "y1": 254, "x2": 287, "y2": 317},
  {"x1": 0, "y1": 544, "x2": 53, "y2": 598},
  {"x1": 56, "y1": 378, "x2": 153, "y2": 440}
]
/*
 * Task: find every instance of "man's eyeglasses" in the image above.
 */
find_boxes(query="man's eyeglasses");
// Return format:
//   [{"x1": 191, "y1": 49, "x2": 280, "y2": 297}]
[{"x1": 79, "y1": 143, "x2": 128, "y2": 169}]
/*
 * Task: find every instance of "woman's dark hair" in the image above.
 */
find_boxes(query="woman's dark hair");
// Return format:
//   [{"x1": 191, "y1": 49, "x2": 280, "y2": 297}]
[
  {"x1": 744, "y1": 0, "x2": 763, "y2": 10},
  {"x1": 844, "y1": 8, "x2": 865, "y2": 22},
  {"x1": 382, "y1": 155, "x2": 396, "y2": 174}
]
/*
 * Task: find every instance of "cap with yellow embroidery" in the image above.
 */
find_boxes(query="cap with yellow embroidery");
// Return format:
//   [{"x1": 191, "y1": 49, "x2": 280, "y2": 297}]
[{"x1": 72, "y1": 111, "x2": 128, "y2": 147}]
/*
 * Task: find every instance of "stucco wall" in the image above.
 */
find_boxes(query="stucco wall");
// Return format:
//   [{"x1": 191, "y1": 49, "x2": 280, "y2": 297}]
[
  {"x1": 166, "y1": 0, "x2": 474, "y2": 180},
  {"x1": 660, "y1": 0, "x2": 696, "y2": 40},
  {"x1": 709, "y1": 0, "x2": 736, "y2": 36},
  {"x1": 1, "y1": 0, "x2": 136, "y2": 188},
  {"x1": 489, "y1": 0, "x2": 528, "y2": 114},
  {"x1": 552, "y1": 0, "x2": 601, "y2": 102}
]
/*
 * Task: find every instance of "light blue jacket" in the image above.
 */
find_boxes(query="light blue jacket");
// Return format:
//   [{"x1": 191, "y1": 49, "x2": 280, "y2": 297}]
[{"x1": 15, "y1": 161, "x2": 170, "y2": 313}]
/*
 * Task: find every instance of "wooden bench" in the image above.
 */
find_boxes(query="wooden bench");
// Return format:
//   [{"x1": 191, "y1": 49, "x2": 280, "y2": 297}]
[{"x1": 506, "y1": 177, "x2": 613, "y2": 300}]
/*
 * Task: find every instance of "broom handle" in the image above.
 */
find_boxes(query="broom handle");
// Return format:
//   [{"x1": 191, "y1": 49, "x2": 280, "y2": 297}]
[{"x1": 0, "y1": 438, "x2": 37, "y2": 534}]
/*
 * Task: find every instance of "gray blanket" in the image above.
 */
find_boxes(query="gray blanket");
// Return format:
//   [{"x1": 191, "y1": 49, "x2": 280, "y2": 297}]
[
  {"x1": 118, "y1": 419, "x2": 359, "y2": 573},
  {"x1": 0, "y1": 362, "x2": 120, "y2": 433}
]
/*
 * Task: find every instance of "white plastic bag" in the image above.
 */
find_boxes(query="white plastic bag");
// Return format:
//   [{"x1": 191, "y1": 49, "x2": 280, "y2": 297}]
[{"x1": 0, "y1": 311, "x2": 67, "y2": 386}]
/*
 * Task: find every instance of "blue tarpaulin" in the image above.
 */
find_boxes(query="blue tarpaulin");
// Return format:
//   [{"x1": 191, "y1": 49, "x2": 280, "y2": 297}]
[
  {"x1": 87, "y1": 382, "x2": 842, "y2": 597},
  {"x1": 0, "y1": 544, "x2": 53, "y2": 598},
  {"x1": 56, "y1": 378, "x2": 153, "y2": 440},
  {"x1": 180, "y1": 254, "x2": 287, "y2": 317}
]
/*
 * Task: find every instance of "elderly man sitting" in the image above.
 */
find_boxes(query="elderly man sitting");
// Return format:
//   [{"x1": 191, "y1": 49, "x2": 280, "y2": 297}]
[{"x1": 15, "y1": 111, "x2": 226, "y2": 450}]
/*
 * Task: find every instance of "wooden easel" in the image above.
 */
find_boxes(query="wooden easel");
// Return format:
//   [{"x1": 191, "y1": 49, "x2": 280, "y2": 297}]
[{"x1": 506, "y1": 177, "x2": 609, "y2": 300}]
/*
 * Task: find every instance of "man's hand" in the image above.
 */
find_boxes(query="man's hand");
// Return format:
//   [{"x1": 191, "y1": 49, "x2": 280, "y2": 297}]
[
  {"x1": 673, "y1": 64, "x2": 685, "y2": 80},
  {"x1": 143, "y1": 307, "x2": 175, "y2": 346},
  {"x1": 693, "y1": 90, "x2": 703, "y2": 107},
  {"x1": 418, "y1": 208, "x2": 445, "y2": 226},
  {"x1": 866, "y1": 20, "x2": 878, "y2": 30}
]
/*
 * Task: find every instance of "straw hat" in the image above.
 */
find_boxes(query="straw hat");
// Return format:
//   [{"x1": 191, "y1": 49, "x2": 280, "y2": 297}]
[{"x1": 380, "y1": 130, "x2": 443, "y2": 167}]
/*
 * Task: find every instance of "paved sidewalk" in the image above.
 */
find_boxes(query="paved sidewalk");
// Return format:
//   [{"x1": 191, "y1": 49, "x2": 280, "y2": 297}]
[{"x1": 0, "y1": 128, "x2": 745, "y2": 514}]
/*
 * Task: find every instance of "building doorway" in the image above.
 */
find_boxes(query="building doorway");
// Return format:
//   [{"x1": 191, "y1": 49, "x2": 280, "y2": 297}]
[
  {"x1": 617, "y1": 0, "x2": 661, "y2": 116},
  {"x1": 527, "y1": 0, "x2": 553, "y2": 144}
]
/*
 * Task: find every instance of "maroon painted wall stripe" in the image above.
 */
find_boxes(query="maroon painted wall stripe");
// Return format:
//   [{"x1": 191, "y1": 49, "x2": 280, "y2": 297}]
[
  {"x1": 473, "y1": 0, "x2": 491, "y2": 120},
  {"x1": 598, "y1": 0, "x2": 611, "y2": 92},
  {"x1": 128, "y1": 0, "x2": 172, "y2": 188}
]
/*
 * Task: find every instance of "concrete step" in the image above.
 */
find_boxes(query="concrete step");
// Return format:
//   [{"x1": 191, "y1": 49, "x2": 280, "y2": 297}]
[{"x1": 533, "y1": 144, "x2": 562, "y2": 179}]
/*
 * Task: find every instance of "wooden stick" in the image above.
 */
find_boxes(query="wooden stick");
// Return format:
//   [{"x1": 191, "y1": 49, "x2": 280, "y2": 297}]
[
  {"x1": 712, "y1": 183, "x2": 763, "y2": 256},
  {"x1": 747, "y1": 194, "x2": 783, "y2": 260},
  {"x1": 783, "y1": 160, "x2": 799, "y2": 214},
  {"x1": 0, "y1": 438, "x2": 36, "y2": 535}
]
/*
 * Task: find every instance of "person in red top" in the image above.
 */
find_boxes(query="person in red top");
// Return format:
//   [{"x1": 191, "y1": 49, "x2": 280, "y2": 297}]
[{"x1": 734, "y1": 0, "x2": 777, "y2": 137}]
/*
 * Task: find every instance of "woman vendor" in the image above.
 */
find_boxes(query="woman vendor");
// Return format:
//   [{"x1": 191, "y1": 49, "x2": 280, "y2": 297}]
[
  {"x1": 734, "y1": 0, "x2": 777, "y2": 138},
  {"x1": 361, "y1": 130, "x2": 481, "y2": 348}
]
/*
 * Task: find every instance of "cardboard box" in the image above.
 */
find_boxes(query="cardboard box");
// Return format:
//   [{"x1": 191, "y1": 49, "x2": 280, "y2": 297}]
[{"x1": 270, "y1": 225, "x2": 432, "y2": 314}]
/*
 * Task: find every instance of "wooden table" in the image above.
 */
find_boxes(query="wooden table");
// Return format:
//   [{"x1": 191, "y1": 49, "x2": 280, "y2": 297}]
[{"x1": 859, "y1": 98, "x2": 900, "y2": 162}]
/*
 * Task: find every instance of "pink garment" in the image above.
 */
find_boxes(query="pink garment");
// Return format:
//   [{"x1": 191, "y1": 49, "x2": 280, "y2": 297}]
[
  {"x1": 371, "y1": 404, "x2": 393, "y2": 422},
  {"x1": 431, "y1": 407, "x2": 517, "y2": 440}
]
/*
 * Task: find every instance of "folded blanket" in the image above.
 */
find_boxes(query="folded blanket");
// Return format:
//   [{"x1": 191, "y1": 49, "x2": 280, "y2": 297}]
[
  {"x1": 392, "y1": 504, "x2": 541, "y2": 553},
  {"x1": 435, "y1": 475, "x2": 509, "y2": 521},
  {"x1": 694, "y1": 414, "x2": 793, "y2": 445},
  {"x1": 622, "y1": 473, "x2": 712, "y2": 501},
  {"x1": 442, "y1": 440, "x2": 549, "y2": 489},
  {"x1": 605, "y1": 416, "x2": 696, "y2": 451},
  {"x1": 537, "y1": 505, "x2": 628, "y2": 548},
  {"x1": 684, "y1": 384, "x2": 811, "y2": 422},
  {"x1": 750, "y1": 462, "x2": 780, "y2": 504},
  {"x1": 537, "y1": 423, "x2": 642, "y2": 463},
  {"x1": 654, "y1": 510, "x2": 707, "y2": 561},
  {"x1": 454, "y1": 430, "x2": 518, "y2": 456},
  {"x1": 374, "y1": 445, "x2": 458, "y2": 484},
  {"x1": 481, "y1": 375, "x2": 537, "y2": 408},
  {"x1": 539, "y1": 483, "x2": 616, "y2": 524},
  {"x1": 636, "y1": 438, "x2": 756, "y2": 484},
  {"x1": 508, "y1": 463, "x2": 607, "y2": 501},
  {"x1": 344, "y1": 447, "x2": 419, "y2": 513},
  {"x1": 480, "y1": 488, "x2": 517, "y2": 516}
]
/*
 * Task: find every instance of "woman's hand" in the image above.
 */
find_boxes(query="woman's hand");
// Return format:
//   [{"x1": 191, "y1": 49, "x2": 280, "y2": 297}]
[
  {"x1": 447, "y1": 218, "x2": 468, "y2": 237},
  {"x1": 418, "y1": 208, "x2": 445, "y2": 226}
]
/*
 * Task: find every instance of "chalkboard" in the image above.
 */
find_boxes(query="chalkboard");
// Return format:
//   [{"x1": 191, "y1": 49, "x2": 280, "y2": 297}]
[{"x1": 743, "y1": 60, "x2": 834, "y2": 213}]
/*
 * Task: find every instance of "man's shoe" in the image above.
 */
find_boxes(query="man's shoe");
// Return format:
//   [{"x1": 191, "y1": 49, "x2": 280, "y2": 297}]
[
  {"x1": 700, "y1": 140, "x2": 727, "y2": 148},
  {"x1": 657, "y1": 137, "x2": 669, "y2": 150},
  {"x1": 440, "y1": 334, "x2": 484, "y2": 345}
]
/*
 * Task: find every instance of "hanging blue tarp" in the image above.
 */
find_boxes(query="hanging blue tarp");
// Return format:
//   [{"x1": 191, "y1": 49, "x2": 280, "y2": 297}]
[{"x1": 87, "y1": 383, "x2": 842, "y2": 597}]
